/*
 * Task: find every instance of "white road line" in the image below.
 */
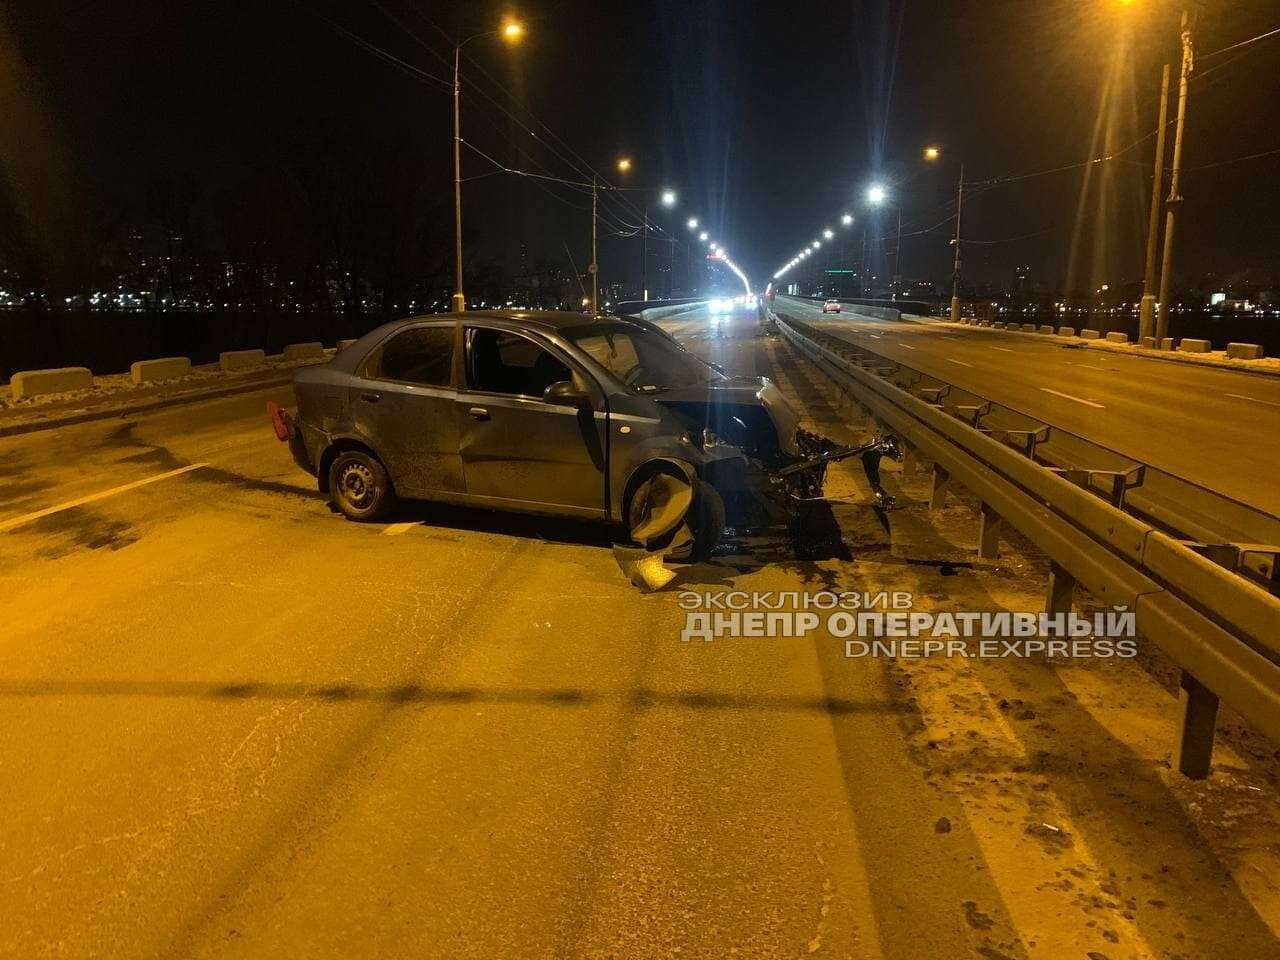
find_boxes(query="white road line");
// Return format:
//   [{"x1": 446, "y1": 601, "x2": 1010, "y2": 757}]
[
  {"x1": 897, "y1": 343, "x2": 917, "y2": 350},
  {"x1": 1039, "y1": 387, "x2": 1106, "y2": 409},
  {"x1": 990, "y1": 346, "x2": 1016, "y2": 353},
  {"x1": 382, "y1": 522, "x2": 416, "y2": 536},
  {"x1": 1226, "y1": 392, "x2": 1280, "y2": 409},
  {"x1": 0, "y1": 462, "x2": 209, "y2": 533},
  {"x1": 946, "y1": 358, "x2": 974, "y2": 368}
]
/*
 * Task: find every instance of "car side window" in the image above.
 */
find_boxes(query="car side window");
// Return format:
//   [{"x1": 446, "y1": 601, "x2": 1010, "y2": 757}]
[
  {"x1": 364, "y1": 326, "x2": 454, "y2": 387},
  {"x1": 465, "y1": 328, "x2": 573, "y2": 398}
]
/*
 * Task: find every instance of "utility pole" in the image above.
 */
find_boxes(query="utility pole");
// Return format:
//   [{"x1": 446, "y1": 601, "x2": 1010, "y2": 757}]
[
  {"x1": 859, "y1": 224, "x2": 868, "y2": 297},
  {"x1": 1156, "y1": 10, "x2": 1194, "y2": 345},
  {"x1": 642, "y1": 203, "x2": 649, "y2": 301},
  {"x1": 949, "y1": 163, "x2": 965, "y2": 323},
  {"x1": 590, "y1": 175, "x2": 599, "y2": 314},
  {"x1": 452, "y1": 44, "x2": 466, "y2": 313},
  {"x1": 893, "y1": 206, "x2": 903, "y2": 300},
  {"x1": 1139, "y1": 64, "x2": 1172, "y2": 344},
  {"x1": 669, "y1": 236, "x2": 676, "y2": 297}
]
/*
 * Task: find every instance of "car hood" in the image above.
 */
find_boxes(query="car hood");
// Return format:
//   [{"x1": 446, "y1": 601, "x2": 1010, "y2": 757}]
[{"x1": 654, "y1": 376, "x2": 801, "y2": 457}]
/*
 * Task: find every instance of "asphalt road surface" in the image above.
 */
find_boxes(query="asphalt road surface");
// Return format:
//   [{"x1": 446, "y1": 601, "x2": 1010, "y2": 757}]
[
  {"x1": 3, "y1": 305, "x2": 1279, "y2": 959},
  {"x1": 777, "y1": 295, "x2": 1280, "y2": 517}
]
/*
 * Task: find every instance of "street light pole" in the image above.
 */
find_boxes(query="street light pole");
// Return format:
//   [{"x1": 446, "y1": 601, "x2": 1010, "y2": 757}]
[
  {"x1": 893, "y1": 206, "x2": 903, "y2": 300},
  {"x1": 452, "y1": 43, "x2": 465, "y2": 313},
  {"x1": 1156, "y1": 10, "x2": 1194, "y2": 345},
  {"x1": 642, "y1": 203, "x2": 649, "y2": 301},
  {"x1": 590, "y1": 175, "x2": 599, "y2": 314},
  {"x1": 451, "y1": 21, "x2": 523, "y2": 314},
  {"x1": 1139, "y1": 63, "x2": 1172, "y2": 344},
  {"x1": 668, "y1": 236, "x2": 676, "y2": 297},
  {"x1": 949, "y1": 163, "x2": 965, "y2": 323}
]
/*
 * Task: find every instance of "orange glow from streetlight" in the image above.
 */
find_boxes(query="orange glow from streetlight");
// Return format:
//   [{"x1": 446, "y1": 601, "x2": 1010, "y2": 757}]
[
  {"x1": 616, "y1": 157, "x2": 632, "y2": 173},
  {"x1": 501, "y1": 20, "x2": 524, "y2": 42},
  {"x1": 924, "y1": 145, "x2": 941, "y2": 162}
]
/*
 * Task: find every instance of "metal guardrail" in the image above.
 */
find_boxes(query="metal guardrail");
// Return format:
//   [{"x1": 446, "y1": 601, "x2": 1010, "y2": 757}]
[
  {"x1": 774, "y1": 310, "x2": 1280, "y2": 778},
  {"x1": 782, "y1": 299, "x2": 1280, "y2": 587}
]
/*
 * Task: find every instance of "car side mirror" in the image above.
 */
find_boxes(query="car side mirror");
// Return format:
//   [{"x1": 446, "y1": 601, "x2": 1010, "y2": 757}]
[{"x1": 543, "y1": 380, "x2": 589, "y2": 408}]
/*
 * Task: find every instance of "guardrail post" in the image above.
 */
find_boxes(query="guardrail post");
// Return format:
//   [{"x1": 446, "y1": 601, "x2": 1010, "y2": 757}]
[
  {"x1": 928, "y1": 464, "x2": 950, "y2": 511},
  {"x1": 1045, "y1": 561, "x2": 1076, "y2": 614},
  {"x1": 978, "y1": 503, "x2": 1002, "y2": 559},
  {"x1": 1174, "y1": 670, "x2": 1219, "y2": 779},
  {"x1": 902, "y1": 444, "x2": 921, "y2": 477}
]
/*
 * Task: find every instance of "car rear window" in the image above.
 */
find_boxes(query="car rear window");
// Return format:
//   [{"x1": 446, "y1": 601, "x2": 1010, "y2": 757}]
[{"x1": 365, "y1": 326, "x2": 454, "y2": 386}]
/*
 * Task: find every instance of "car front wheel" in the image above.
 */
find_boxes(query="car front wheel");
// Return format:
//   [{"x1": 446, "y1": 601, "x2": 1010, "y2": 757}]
[
  {"x1": 667, "y1": 479, "x2": 726, "y2": 563},
  {"x1": 328, "y1": 449, "x2": 397, "y2": 522}
]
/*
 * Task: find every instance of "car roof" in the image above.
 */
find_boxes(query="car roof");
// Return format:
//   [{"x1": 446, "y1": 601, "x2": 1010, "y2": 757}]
[{"x1": 328, "y1": 309, "x2": 653, "y2": 374}]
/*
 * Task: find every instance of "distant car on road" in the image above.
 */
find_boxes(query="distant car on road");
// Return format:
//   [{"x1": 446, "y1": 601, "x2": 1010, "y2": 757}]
[
  {"x1": 270, "y1": 311, "x2": 894, "y2": 560},
  {"x1": 822, "y1": 299, "x2": 842, "y2": 314}
]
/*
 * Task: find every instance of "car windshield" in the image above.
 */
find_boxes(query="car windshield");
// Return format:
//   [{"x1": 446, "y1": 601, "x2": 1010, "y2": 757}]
[{"x1": 563, "y1": 322, "x2": 722, "y2": 393}]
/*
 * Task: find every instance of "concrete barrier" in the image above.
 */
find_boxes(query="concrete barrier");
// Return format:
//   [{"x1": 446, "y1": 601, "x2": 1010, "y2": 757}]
[
  {"x1": 1179, "y1": 338, "x2": 1211, "y2": 353},
  {"x1": 1057, "y1": 327, "x2": 1076, "y2": 337},
  {"x1": 1226, "y1": 342, "x2": 1264, "y2": 360},
  {"x1": 336, "y1": 339, "x2": 357, "y2": 351},
  {"x1": 130, "y1": 357, "x2": 191, "y2": 384},
  {"x1": 1020, "y1": 323, "x2": 1037, "y2": 333},
  {"x1": 219, "y1": 349, "x2": 266, "y2": 372},
  {"x1": 1038, "y1": 324, "x2": 1055, "y2": 335},
  {"x1": 9, "y1": 366, "x2": 94, "y2": 399},
  {"x1": 848, "y1": 305, "x2": 901, "y2": 322},
  {"x1": 1105, "y1": 332, "x2": 1129, "y2": 344},
  {"x1": 283, "y1": 341, "x2": 325, "y2": 361},
  {"x1": 1081, "y1": 329, "x2": 1102, "y2": 340}
]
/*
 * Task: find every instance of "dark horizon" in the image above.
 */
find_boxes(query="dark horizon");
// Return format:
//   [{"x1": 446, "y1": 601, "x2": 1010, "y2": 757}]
[{"x1": 1, "y1": 0, "x2": 1278, "y2": 305}]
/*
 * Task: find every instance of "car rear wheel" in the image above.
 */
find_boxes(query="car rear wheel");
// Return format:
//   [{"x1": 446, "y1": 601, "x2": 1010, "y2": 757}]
[{"x1": 328, "y1": 449, "x2": 397, "y2": 522}]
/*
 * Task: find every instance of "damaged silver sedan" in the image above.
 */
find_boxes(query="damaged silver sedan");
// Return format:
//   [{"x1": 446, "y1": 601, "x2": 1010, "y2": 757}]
[{"x1": 270, "y1": 310, "x2": 898, "y2": 561}]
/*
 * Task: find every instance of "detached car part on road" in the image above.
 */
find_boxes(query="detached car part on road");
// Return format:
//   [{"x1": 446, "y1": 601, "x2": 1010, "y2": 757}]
[{"x1": 270, "y1": 311, "x2": 898, "y2": 560}]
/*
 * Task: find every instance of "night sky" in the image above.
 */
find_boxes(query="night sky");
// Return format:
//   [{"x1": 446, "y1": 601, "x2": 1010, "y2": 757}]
[{"x1": 3, "y1": 0, "x2": 1278, "y2": 299}]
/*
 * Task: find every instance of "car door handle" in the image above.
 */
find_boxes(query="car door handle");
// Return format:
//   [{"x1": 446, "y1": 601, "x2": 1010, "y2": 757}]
[
  {"x1": 360, "y1": 392, "x2": 381, "y2": 404},
  {"x1": 468, "y1": 406, "x2": 490, "y2": 421}
]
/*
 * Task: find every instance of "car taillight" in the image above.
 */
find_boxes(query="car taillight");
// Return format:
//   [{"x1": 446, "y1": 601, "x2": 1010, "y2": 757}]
[{"x1": 267, "y1": 401, "x2": 295, "y2": 441}]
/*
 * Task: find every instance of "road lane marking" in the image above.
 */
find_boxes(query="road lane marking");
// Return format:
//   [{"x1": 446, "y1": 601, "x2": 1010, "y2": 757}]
[
  {"x1": 896, "y1": 343, "x2": 917, "y2": 350},
  {"x1": 990, "y1": 346, "x2": 1016, "y2": 353},
  {"x1": 1039, "y1": 387, "x2": 1105, "y2": 409},
  {"x1": 946, "y1": 358, "x2": 974, "y2": 368},
  {"x1": 1226, "y1": 392, "x2": 1280, "y2": 409},
  {"x1": 0, "y1": 462, "x2": 209, "y2": 533},
  {"x1": 383, "y1": 522, "x2": 416, "y2": 536}
]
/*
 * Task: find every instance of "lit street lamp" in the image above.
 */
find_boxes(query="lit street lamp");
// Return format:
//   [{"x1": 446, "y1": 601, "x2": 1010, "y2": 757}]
[{"x1": 453, "y1": 18, "x2": 524, "y2": 313}]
